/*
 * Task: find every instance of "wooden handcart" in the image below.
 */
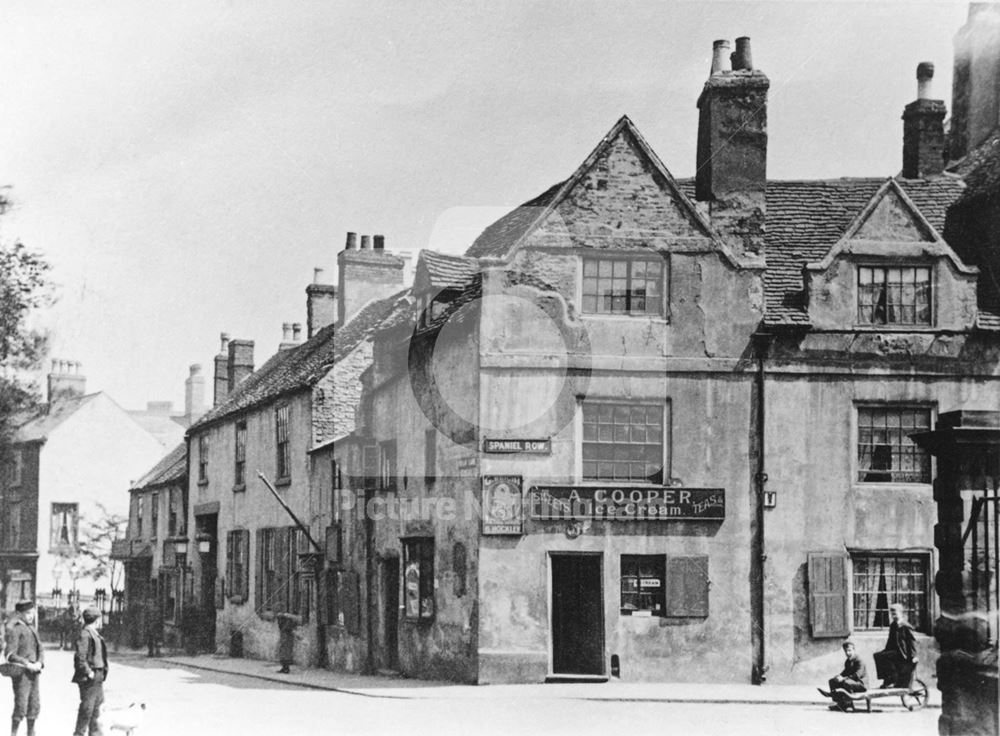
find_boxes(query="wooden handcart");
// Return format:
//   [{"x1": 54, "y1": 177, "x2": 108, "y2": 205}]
[{"x1": 828, "y1": 678, "x2": 929, "y2": 712}]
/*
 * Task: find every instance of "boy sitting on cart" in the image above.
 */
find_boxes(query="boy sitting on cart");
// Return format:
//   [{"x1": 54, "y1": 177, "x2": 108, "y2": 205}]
[{"x1": 819, "y1": 638, "x2": 867, "y2": 711}]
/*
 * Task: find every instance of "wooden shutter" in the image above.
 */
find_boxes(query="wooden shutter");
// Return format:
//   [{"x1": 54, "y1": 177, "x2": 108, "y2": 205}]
[
  {"x1": 239, "y1": 529, "x2": 250, "y2": 603},
  {"x1": 665, "y1": 556, "x2": 709, "y2": 617},
  {"x1": 255, "y1": 529, "x2": 264, "y2": 613},
  {"x1": 808, "y1": 552, "x2": 849, "y2": 638},
  {"x1": 226, "y1": 531, "x2": 235, "y2": 600}
]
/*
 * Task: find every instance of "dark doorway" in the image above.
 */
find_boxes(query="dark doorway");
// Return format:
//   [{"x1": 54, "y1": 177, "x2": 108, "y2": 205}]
[
  {"x1": 381, "y1": 557, "x2": 400, "y2": 671},
  {"x1": 196, "y1": 513, "x2": 218, "y2": 652},
  {"x1": 551, "y1": 554, "x2": 604, "y2": 676}
]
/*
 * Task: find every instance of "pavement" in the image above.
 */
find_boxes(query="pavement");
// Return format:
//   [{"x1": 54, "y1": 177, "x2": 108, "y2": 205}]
[{"x1": 154, "y1": 651, "x2": 939, "y2": 708}]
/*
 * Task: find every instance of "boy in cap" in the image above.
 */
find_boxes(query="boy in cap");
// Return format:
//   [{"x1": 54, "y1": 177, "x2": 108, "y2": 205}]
[
  {"x1": 818, "y1": 638, "x2": 867, "y2": 711},
  {"x1": 4, "y1": 600, "x2": 43, "y2": 736},
  {"x1": 874, "y1": 603, "x2": 918, "y2": 689},
  {"x1": 71, "y1": 607, "x2": 108, "y2": 736}
]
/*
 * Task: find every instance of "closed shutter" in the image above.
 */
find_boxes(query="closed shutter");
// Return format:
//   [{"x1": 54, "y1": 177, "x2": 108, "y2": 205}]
[
  {"x1": 276, "y1": 527, "x2": 289, "y2": 613},
  {"x1": 808, "y1": 552, "x2": 849, "y2": 638},
  {"x1": 255, "y1": 529, "x2": 264, "y2": 613},
  {"x1": 226, "y1": 532, "x2": 235, "y2": 600},
  {"x1": 665, "y1": 556, "x2": 709, "y2": 617},
  {"x1": 239, "y1": 529, "x2": 250, "y2": 603}
]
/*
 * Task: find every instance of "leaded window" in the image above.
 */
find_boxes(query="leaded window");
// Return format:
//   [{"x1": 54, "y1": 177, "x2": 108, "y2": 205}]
[
  {"x1": 582, "y1": 257, "x2": 664, "y2": 316},
  {"x1": 857, "y1": 266, "x2": 931, "y2": 326},
  {"x1": 858, "y1": 406, "x2": 931, "y2": 483},
  {"x1": 582, "y1": 402, "x2": 664, "y2": 483}
]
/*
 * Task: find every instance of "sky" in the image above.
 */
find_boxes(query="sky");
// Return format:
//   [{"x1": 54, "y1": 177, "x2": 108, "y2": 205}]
[{"x1": 0, "y1": 1, "x2": 973, "y2": 410}]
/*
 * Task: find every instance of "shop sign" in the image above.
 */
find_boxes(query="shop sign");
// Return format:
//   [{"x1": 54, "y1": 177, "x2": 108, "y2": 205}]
[
  {"x1": 483, "y1": 438, "x2": 551, "y2": 455},
  {"x1": 528, "y1": 486, "x2": 725, "y2": 521},
  {"x1": 482, "y1": 475, "x2": 524, "y2": 535}
]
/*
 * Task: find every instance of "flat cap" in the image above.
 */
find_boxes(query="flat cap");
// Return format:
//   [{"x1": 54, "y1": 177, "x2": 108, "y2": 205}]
[
  {"x1": 82, "y1": 607, "x2": 101, "y2": 623},
  {"x1": 14, "y1": 600, "x2": 34, "y2": 613}
]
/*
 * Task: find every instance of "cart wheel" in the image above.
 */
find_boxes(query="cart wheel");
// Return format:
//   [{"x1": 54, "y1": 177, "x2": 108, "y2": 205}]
[{"x1": 900, "y1": 679, "x2": 928, "y2": 711}]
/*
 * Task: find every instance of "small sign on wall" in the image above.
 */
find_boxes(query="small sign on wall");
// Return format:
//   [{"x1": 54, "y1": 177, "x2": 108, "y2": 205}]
[
  {"x1": 482, "y1": 475, "x2": 524, "y2": 535},
  {"x1": 483, "y1": 439, "x2": 552, "y2": 455},
  {"x1": 763, "y1": 491, "x2": 777, "y2": 509}
]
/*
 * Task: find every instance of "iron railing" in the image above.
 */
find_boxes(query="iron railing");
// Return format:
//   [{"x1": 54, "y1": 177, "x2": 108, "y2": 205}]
[{"x1": 962, "y1": 485, "x2": 1000, "y2": 643}]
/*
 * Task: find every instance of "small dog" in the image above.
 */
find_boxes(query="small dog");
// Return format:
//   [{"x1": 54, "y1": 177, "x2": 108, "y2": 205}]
[{"x1": 104, "y1": 702, "x2": 146, "y2": 735}]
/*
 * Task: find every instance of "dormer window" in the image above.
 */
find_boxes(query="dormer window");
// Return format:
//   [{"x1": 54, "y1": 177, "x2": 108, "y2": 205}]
[
  {"x1": 857, "y1": 266, "x2": 931, "y2": 326},
  {"x1": 418, "y1": 289, "x2": 459, "y2": 329}
]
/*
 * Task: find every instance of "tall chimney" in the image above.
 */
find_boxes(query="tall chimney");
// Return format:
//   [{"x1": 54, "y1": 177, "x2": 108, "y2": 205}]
[
  {"x1": 345, "y1": 232, "x2": 357, "y2": 250},
  {"x1": 279, "y1": 323, "x2": 297, "y2": 351},
  {"x1": 373, "y1": 234, "x2": 385, "y2": 250},
  {"x1": 185, "y1": 364, "x2": 206, "y2": 422},
  {"x1": 949, "y1": 3, "x2": 1000, "y2": 160},
  {"x1": 903, "y1": 62, "x2": 947, "y2": 179},
  {"x1": 710, "y1": 40, "x2": 730, "y2": 74},
  {"x1": 227, "y1": 339, "x2": 255, "y2": 391},
  {"x1": 696, "y1": 36, "x2": 769, "y2": 256},
  {"x1": 292, "y1": 323, "x2": 302, "y2": 342},
  {"x1": 360, "y1": 235, "x2": 371, "y2": 250},
  {"x1": 213, "y1": 333, "x2": 230, "y2": 407},
  {"x1": 47, "y1": 358, "x2": 87, "y2": 404},
  {"x1": 306, "y1": 268, "x2": 338, "y2": 339},
  {"x1": 337, "y1": 230, "x2": 406, "y2": 326}
]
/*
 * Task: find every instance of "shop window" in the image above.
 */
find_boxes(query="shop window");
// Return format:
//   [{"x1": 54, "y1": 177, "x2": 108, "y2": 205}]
[
  {"x1": 403, "y1": 537, "x2": 435, "y2": 621},
  {"x1": 857, "y1": 406, "x2": 931, "y2": 483},
  {"x1": 582, "y1": 256, "x2": 665, "y2": 316},
  {"x1": 226, "y1": 529, "x2": 250, "y2": 604},
  {"x1": 198, "y1": 434, "x2": 209, "y2": 483},
  {"x1": 582, "y1": 401, "x2": 664, "y2": 483},
  {"x1": 50, "y1": 502, "x2": 79, "y2": 552},
  {"x1": 620, "y1": 555, "x2": 665, "y2": 615},
  {"x1": 852, "y1": 552, "x2": 929, "y2": 633},
  {"x1": 275, "y1": 405, "x2": 291, "y2": 480},
  {"x1": 857, "y1": 265, "x2": 931, "y2": 326},
  {"x1": 234, "y1": 421, "x2": 247, "y2": 488}
]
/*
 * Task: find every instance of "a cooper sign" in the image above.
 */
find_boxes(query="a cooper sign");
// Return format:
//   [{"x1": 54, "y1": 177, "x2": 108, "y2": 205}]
[{"x1": 528, "y1": 486, "x2": 725, "y2": 521}]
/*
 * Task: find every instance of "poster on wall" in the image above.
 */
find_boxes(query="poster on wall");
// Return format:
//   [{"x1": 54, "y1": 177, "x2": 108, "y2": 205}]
[{"x1": 481, "y1": 475, "x2": 524, "y2": 535}]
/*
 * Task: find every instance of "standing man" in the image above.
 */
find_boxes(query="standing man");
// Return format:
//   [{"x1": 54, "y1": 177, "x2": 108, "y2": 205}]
[
  {"x1": 72, "y1": 607, "x2": 108, "y2": 736},
  {"x1": 4, "y1": 600, "x2": 43, "y2": 736},
  {"x1": 874, "y1": 603, "x2": 918, "y2": 688}
]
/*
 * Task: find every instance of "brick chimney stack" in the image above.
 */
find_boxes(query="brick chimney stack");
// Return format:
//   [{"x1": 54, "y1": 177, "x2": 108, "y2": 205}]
[
  {"x1": 695, "y1": 36, "x2": 769, "y2": 256},
  {"x1": 227, "y1": 339, "x2": 255, "y2": 391},
  {"x1": 306, "y1": 267, "x2": 338, "y2": 339},
  {"x1": 337, "y1": 231, "x2": 406, "y2": 326},
  {"x1": 47, "y1": 359, "x2": 87, "y2": 404},
  {"x1": 185, "y1": 363, "x2": 206, "y2": 422},
  {"x1": 949, "y1": 3, "x2": 1000, "y2": 160},
  {"x1": 213, "y1": 333, "x2": 230, "y2": 407},
  {"x1": 902, "y1": 62, "x2": 947, "y2": 179}
]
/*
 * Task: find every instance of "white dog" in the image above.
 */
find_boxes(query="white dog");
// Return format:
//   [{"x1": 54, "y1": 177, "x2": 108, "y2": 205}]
[{"x1": 103, "y1": 702, "x2": 146, "y2": 735}]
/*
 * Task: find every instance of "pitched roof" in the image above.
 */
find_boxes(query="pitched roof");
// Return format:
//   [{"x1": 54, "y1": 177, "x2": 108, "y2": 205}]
[
  {"x1": 417, "y1": 250, "x2": 477, "y2": 290},
  {"x1": 465, "y1": 180, "x2": 564, "y2": 259},
  {"x1": 950, "y1": 129, "x2": 1000, "y2": 205},
  {"x1": 189, "y1": 290, "x2": 409, "y2": 431},
  {"x1": 127, "y1": 412, "x2": 186, "y2": 450},
  {"x1": 14, "y1": 393, "x2": 102, "y2": 443},
  {"x1": 131, "y1": 442, "x2": 186, "y2": 490}
]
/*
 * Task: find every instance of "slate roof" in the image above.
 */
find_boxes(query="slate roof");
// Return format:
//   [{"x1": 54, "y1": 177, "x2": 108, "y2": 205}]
[
  {"x1": 419, "y1": 250, "x2": 477, "y2": 290},
  {"x1": 465, "y1": 181, "x2": 565, "y2": 258},
  {"x1": 131, "y1": 442, "x2": 186, "y2": 490},
  {"x1": 189, "y1": 290, "x2": 409, "y2": 431},
  {"x1": 949, "y1": 130, "x2": 1000, "y2": 205},
  {"x1": 14, "y1": 393, "x2": 102, "y2": 443}
]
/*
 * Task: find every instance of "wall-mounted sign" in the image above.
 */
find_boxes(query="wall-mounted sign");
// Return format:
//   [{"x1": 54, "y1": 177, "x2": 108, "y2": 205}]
[
  {"x1": 528, "y1": 486, "x2": 725, "y2": 521},
  {"x1": 763, "y1": 491, "x2": 777, "y2": 509},
  {"x1": 483, "y1": 439, "x2": 552, "y2": 455},
  {"x1": 482, "y1": 475, "x2": 524, "y2": 535}
]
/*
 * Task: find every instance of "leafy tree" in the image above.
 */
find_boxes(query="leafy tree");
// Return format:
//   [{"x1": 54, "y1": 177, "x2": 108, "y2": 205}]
[
  {"x1": 56, "y1": 504, "x2": 128, "y2": 595},
  {"x1": 0, "y1": 190, "x2": 51, "y2": 454}
]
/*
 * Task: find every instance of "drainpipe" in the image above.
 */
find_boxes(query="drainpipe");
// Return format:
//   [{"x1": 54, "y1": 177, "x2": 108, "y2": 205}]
[
  {"x1": 364, "y1": 486, "x2": 376, "y2": 674},
  {"x1": 750, "y1": 331, "x2": 773, "y2": 685}
]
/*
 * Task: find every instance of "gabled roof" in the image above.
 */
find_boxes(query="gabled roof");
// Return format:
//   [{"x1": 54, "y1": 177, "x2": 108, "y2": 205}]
[
  {"x1": 131, "y1": 442, "x2": 186, "y2": 490},
  {"x1": 415, "y1": 251, "x2": 477, "y2": 291},
  {"x1": 127, "y1": 412, "x2": 186, "y2": 450},
  {"x1": 14, "y1": 393, "x2": 103, "y2": 443},
  {"x1": 189, "y1": 290, "x2": 409, "y2": 432},
  {"x1": 465, "y1": 116, "x2": 722, "y2": 262}
]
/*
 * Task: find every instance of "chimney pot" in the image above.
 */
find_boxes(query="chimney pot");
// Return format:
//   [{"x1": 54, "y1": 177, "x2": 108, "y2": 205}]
[
  {"x1": 220, "y1": 333, "x2": 230, "y2": 353},
  {"x1": 282, "y1": 323, "x2": 292, "y2": 341},
  {"x1": 711, "y1": 40, "x2": 731, "y2": 74},
  {"x1": 732, "y1": 36, "x2": 753, "y2": 71},
  {"x1": 190, "y1": 363, "x2": 202, "y2": 376},
  {"x1": 916, "y1": 61, "x2": 935, "y2": 99},
  {"x1": 360, "y1": 235, "x2": 371, "y2": 250},
  {"x1": 292, "y1": 323, "x2": 302, "y2": 341},
  {"x1": 345, "y1": 232, "x2": 357, "y2": 250},
  {"x1": 373, "y1": 234, "x2": 385, "y2": 250},
  {"x1": 313, "y1": 267, "x2": 324, "y2": 284}
]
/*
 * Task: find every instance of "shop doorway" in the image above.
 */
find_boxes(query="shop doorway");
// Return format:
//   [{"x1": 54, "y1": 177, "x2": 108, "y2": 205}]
[
  {"x1": 381, "y1": 557, "x2": 399, "y2": 671},
  {"x1": 550, "y1": 553, "x2": 604, "y2": 677}
]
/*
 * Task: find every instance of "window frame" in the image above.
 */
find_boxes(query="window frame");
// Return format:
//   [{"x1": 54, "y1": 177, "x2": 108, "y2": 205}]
[
  {"x1": 50, "y1": 502, "x2": 79, "y2": 553},
  {"x1": 856, "y1": 263, "x2": 933, "y2": 327},
  {"x1": 578, "y1": 399, "x2": 669, "y2": 485},
  {"x1": 150, "y1": 493, "x2": 159, "y2": 540},
  {"x1": 9, "y1": 448, "x2": 23, "y2": 487},
  {"x1": 136, "y1": 496, "x2": 144, "y2": 539},
  {"x1": 275, "y1": 405, "x2": 291, "y2": 481},
  {"x1": 226, "y1": 528, "x2": 250, "y2": 604},
  {"x1": 580, "y1": 254, "x2": 668, "y2": 319},
  {"x1": 850, "y1": 549, "x2": 932, "y2": 634},
  {"x1": 234, "y1": 420, "x2": 247, "y2": 490},
  {"x1": 379, "y1": 440, "x2": 398, "y2": 493},
  {"x1": 855, "y1": 403, "x2": 934, "y2": 485},
  {"x1": 620, "y1": 554, "x2": 666, "y2": 616},
  {"x1": 197, "y1": 434, "x2": 209, "y2": 484},
  {"x1": 402, "y1": 537, "x2": 435, "y2": 622}
]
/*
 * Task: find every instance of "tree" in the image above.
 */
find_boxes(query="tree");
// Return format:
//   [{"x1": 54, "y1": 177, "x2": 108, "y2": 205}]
[
  {"x1": 61, "y1": 504, "x2": 128, "y2": 595},
  {"x1": 0, "y1": 190, "x2": 51, "y2": 454}
]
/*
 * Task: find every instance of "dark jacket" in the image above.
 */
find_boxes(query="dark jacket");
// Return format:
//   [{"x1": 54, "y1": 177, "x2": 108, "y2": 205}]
[
  {"x1": 884, "y1": 621, "x2": 918, "y2": 662},
  {"x1": 839, "y1": 655, "x2": 867, "y2": 687},
  {"x1": 4, "y1": 617, "x2": 44, "y2": 667},
  {"x1": 71, "y1": 625, "x2": 108, "y2": 684}
]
